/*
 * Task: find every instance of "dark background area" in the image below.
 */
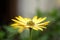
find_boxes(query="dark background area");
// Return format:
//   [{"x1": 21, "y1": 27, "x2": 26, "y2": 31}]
[{"x1": 0, "y1": 0, "x2": 17, "y2": 25}]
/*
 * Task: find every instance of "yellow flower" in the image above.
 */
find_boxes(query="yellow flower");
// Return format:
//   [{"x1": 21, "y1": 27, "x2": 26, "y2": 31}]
[
  {"x1": 11, "y1": 16, "x2": 31, "y2": 32},
  {"x1": 31, "y1": 16, "x2": 50, "y2": 31},
  {"x1": 11, "y1": 16, "x2": 50, "y2": 33}
]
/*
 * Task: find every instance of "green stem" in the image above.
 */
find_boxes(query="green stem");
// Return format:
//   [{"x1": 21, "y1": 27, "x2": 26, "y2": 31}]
[{"x1": 29, "y1": 28, "x2": 32, "y2": 40}]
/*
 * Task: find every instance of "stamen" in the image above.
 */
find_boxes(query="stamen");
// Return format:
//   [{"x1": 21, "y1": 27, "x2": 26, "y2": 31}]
[{"x1": 27, "y1": 21, "x2": 35, "y2": 26}]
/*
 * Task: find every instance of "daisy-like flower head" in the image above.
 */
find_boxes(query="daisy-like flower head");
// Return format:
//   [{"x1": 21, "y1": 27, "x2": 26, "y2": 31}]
[{"x1": 11, "y1": 16, "x2": 50, "y2": 33}]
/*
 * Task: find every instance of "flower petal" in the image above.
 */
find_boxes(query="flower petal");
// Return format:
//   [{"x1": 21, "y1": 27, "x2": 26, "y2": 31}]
[
  {"x1": 11, "y1": 19, "x2": 25, "y2": 25},
  {"x1": 11, "y1": 23, "x2": 19, "y2": 26},
  {"x1": 15, "y1": 17, "x2": 20, "y2": 21},
  {"x1": 18, "y1": 27, "x2": 24, "y2": 33},
  {"x1": 32, "y1": 16, "x2": 38, "y2": 23},
  {"x1": 18, "y1": 16, "x2": 26, "y2": 22},
  {"x1": 24, "y1": 18, "x2": 31, "y2": 22},
  {"x1": 38, "y1": 17, "x2": 47, "y2": 23},
  {"x1": 38, "y1": 21, "x2": 50, "y2": 26},
  {"x1": 32, "y1": 27, "x2": 38, "y2": 31},
  {"x1": 39, "y1": 26, "x2": 47, "y2": 29},
  {"x1": 34, "y1": 26, "x2": 43, "y2": 31},
  {"x1": 38, "y1": 28, "x2": 43, "y2": 31}
]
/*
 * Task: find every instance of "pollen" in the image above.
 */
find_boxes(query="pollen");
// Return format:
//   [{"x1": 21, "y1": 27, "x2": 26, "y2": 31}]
[{"x1": 27, "y1": 21, "x2": 35, "y2": 26}]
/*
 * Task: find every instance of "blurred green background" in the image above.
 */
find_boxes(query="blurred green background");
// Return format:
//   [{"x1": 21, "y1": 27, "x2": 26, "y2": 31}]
[{"x1": 0, "y1": 0, "x2": 60, "y2": 40}]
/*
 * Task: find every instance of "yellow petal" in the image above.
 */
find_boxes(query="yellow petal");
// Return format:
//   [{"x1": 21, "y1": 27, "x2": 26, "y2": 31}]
[
  {"x1": 12, "y1": 19, "x2": 19, "y2": 23},
  {"x1": 32, "y1": 16, "x2": 38, "y2": 23},
  {"x1": 11, "y1": 25, "x2": 20, "y2": 29},
  {"x1": 24, "y1": 18, "x2": 31, "y2": 22},
  {"x1": 18, "y1": 26, "x2": 29, "y2": 33},
  {"x1": 15, "y1": 17, "x2": 21, "y2": 21},
  {"x1": 37, "y1": 18, "x2": 42, "y2": 23},
  {"x1": 11, "y1": 23, "x2": 18, "y2": 26},
  {"x1": 39, "y1": 26, "x2": 47, "y2": 29},
  {"x1": 18, "y1": 16, "x2": 25, "y2": 22},
  {"x1": 18, "y1": 27, "x2": 24, "y2": 33},
  {"x1": 35, "y1": 26, "x2": 43, "y2": 31},
  {"x1": 38, "y1": 28, "x2": 43, "y2": 31},
  {"x1": 32, "y1": 27, "x2": 38, "y2": 31},
  {"x1": 11, "y1": 19, "x2": 25, "y2": 25},
  {"x1": 38, "y1": 21, "x2": 50, "y2": 26},
  {"x1": 38, "y1": 17, "x2": 47, "y2": 23},
  {"x1": 32, "y1": 26, "x2": 43, "y2": 31}
]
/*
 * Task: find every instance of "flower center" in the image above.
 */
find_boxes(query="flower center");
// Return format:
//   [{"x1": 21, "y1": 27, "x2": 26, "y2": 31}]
[{"x1": 27, "y1": 21, "x2": 35, "y2": 26}]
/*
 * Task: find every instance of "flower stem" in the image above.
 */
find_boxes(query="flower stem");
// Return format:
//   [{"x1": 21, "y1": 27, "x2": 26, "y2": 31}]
[{"x1": 29, "y1": 28, "x2": 32, "y2": 40}]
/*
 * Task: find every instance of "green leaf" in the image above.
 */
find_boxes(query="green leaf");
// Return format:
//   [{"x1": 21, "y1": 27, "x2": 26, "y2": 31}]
[
  {"x1": 0, "y1": 31, "x2": 5, "y2": 40},
  {"x1": 4, "y1": 26, "x2": 18, "y2": 40},
  {"x1": 38, "y1": 34, "x2": 49, "y2": 40}
]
